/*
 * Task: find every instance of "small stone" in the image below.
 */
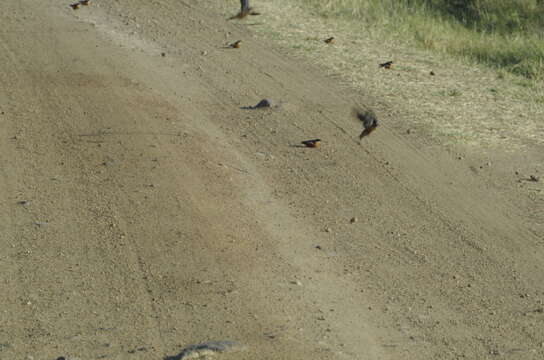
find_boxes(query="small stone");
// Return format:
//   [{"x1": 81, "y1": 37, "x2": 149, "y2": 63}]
[
  {"x1": 17, "y1": 200, "x2": 29, "y2": 206},
  {"x1": 161, "y1": 52, "x2": 166, "y2": 57},
  {"x1": 406, "y1": 129, "x2": 412, "y2": 134},
  {"x1": 325, "y1": 227, "x2": 331, "y2": 233},
  {"x1": 350, "y1": 217, "x2": 357, "y2": 224}
]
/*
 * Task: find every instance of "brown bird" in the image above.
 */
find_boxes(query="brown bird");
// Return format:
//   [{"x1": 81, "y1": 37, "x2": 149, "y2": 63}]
[
  {"x1": 379, "y1": 61, "x2": 393, "y2": 69},
  {"x1": 301, "y1": 139, "x2": 321, "y2": 148},
  {"x1": 324, "y1": 37, "x2": 335, "y2": 44},
  {"x1": 229, "y1": 10, "x2": 249, "y2": 20},
  {"x1": 354, "y1": 108, "x2": 379, "y2": 140},
  {"x1": 70, "y1": 2, "x2": 80, "y2": 9},
  {"x1": 229, "y1": 40, "x2": 242, "y2": 49},
  {"x1": 80, "y1": 0, "x2": 90, "y2": 5}
]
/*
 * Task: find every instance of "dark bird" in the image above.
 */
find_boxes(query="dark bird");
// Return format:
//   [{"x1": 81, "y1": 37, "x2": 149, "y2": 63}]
[
  {"x1": 70, "y1": 2, "x2": 80, "y2": 9},
  {"x1": 301, "y1": 139, "x2": 321, "y2": 148},
  {"x1": 229, "y1": 0, "x2": 260, "y2": 20},
  {"x1": 229, "y1": 10, "x2": 249, "y2": 20},
  {"x1": 324, "y1": 37, "x2": 335, "y2": 44},
  {"x1": 379, "y1": 61, "x2": 393, "y2": 69},
  {"x1": 354, "y1": 108, "x2": 378, "y2": 140},
  {"x1": 80, "y1": 0, "x2": 90, "y2": 5},
  {"x1": 229, "y1": 40, "x2": 242, "y2": 49}
]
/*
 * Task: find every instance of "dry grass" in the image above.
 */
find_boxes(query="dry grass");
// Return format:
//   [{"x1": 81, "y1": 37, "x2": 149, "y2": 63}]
[
  {"x1": 300, "y1": 0, "x2": 544, "y2": 80},
  {"x1": 214, "y1": 0, "x2": 543, "y2": 151}
]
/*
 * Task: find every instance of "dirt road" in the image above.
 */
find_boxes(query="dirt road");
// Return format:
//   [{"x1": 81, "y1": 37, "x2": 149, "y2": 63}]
[{"x1": 1, "y1": 1, "x2": 542, "y2": 359}]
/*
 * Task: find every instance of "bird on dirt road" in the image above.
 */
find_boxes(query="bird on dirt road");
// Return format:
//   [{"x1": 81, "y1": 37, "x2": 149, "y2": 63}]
[
  {"x1": 324, "y1": 37, "x2": 335, "y2": 44},
  {"x1": 354, "y1": 108, "x2": 379, "y2": 141},
  {"x1": 379, "y1": 61, "x2": 394, "y2": 69},
  {"x1": 301, "y1": 139, "x2": 321, "y2": 148},
  {"x1": 229, "y1": 0, "x2": 260, "y2": 20},
  {"x1": 229, "y1": 40, "x2": 242, "y2": 48}
]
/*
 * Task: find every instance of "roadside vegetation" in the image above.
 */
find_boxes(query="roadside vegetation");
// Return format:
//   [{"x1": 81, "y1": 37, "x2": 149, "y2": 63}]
[{"x1": 300, "y1": 0, "x2": 544, "y2": 80}]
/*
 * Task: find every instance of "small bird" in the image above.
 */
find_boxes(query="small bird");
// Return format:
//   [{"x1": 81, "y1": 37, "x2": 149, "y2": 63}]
[
  {"x1": 70, "y1": 2, "x2": 80, "y2": 9},
  {"x1": 429, "y1": 70, "x2": 435, "y2": 76},
  {"x1": 301, "y1": 139, "x2": 321, "y2": 148},
  {"x1": 379, "y1": 61, "x2": 393, "y2": 69},
  {"x1": 80, "y1": 0, "x2": 90, "y2": 5},
  {"x1": 324, "y1": 37, "x2": 335, "y2": 44},
  {"x1": 229, "y1": 40, "x2": 242, "y2": 49},
  {"x1": 354, "y1": 108, "x2": 379, "y2": 140},
  {"x1": 229, "y1": 10, "x2": 249, "y2": 20}
]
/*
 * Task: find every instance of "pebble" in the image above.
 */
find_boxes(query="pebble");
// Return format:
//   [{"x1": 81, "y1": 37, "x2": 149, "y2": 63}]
[{"x1": 350, "y1": 217, "x2": 357, "y2": 224}]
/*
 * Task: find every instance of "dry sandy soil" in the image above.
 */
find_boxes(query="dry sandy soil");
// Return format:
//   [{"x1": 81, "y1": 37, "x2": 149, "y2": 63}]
[{"x1": 1, "y1": 1, "x2": 543, "y2": 359}]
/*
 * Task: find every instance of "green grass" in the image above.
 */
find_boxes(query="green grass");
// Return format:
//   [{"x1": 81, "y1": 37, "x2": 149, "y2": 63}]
[{"x1": 299, "y1": 0, "x2": 544, "y2": 80}]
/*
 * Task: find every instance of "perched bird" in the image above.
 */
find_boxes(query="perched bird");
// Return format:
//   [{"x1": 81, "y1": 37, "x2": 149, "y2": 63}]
[
  {"x1": 324, "y1": 37, "x2": 335, "y2": 44},
  {"x1": 354, "y1": 108, "x2": 379, "y2": 140},
  {"x1": 229, "y1": 40, "x2": 242, "y2": 49},
  {"x1": 229, "y1": 0, "x2": 260, "y2": 19},
  {"x1": 229, "y1": 10, "x2": 249, "y2": 20},
  {"x1": 301, "y1": 139, "x2": 321, "y2": 148},
  {"x1": 70, "y1": 2, "x2": 80, "y2": 9},
  {"x1": 80, "y1": 0, "x2": 90, "y2": 5},
  {"x1": 379, "y1": 61, "x2": 393, "y2": 69}
]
